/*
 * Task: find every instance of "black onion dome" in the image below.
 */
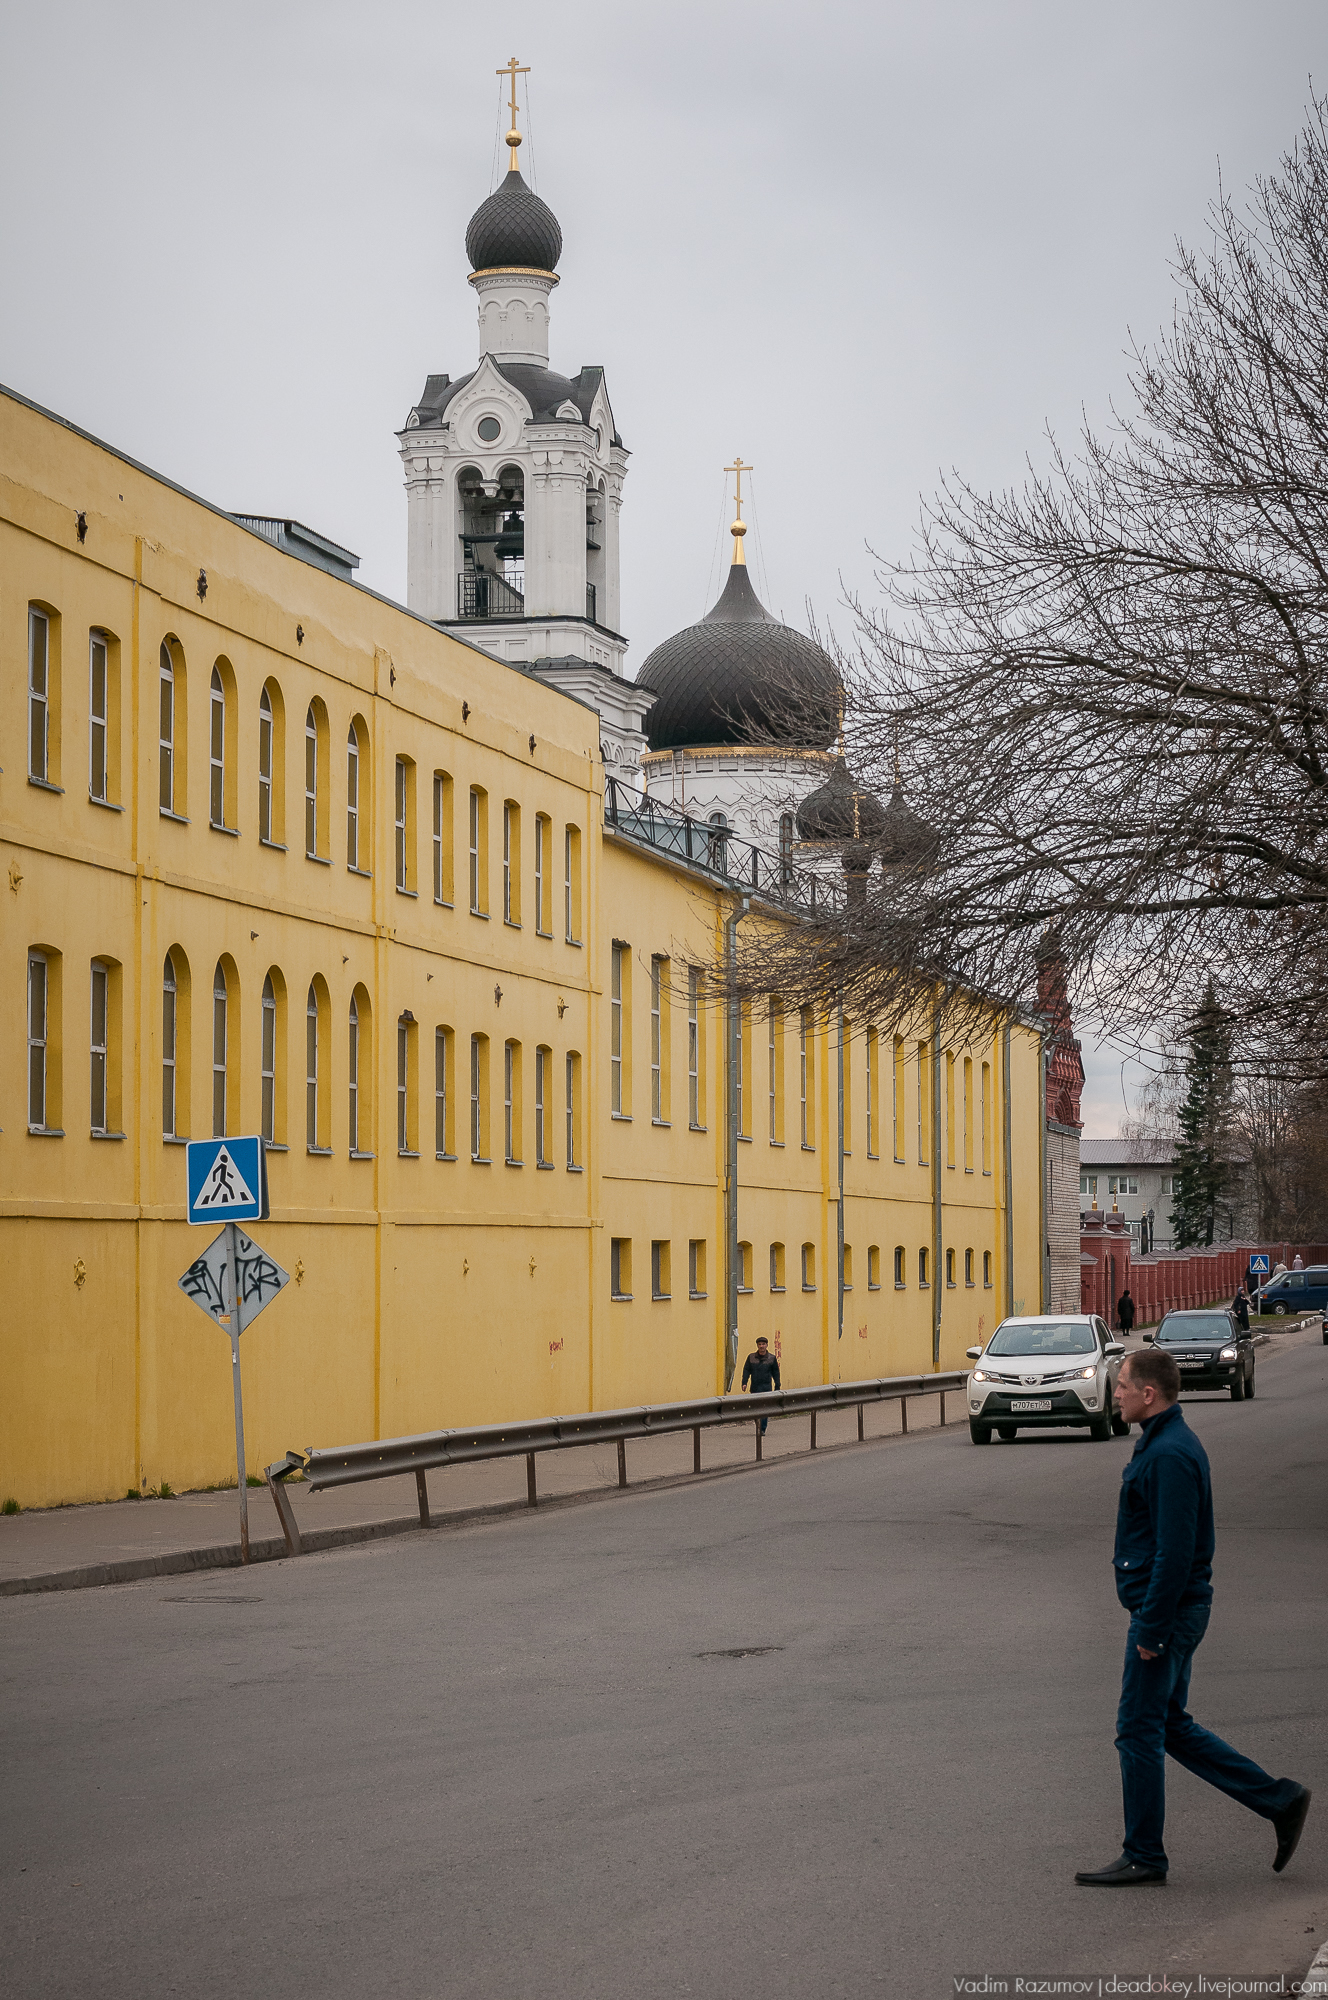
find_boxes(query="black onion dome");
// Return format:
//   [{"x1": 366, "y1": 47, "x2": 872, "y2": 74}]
[
  {"x1": 466, "y1": 168, "x2": 562, "y2": 274},
  {"x1": 878, "y1": 783, "x2": 938, "y2": 868},
  {"x1": 635, "y1": 563, "x2": 841, "y2": 753},
  {"x1": 795, "y1": 757, "x2": 888, "y2": 841}
]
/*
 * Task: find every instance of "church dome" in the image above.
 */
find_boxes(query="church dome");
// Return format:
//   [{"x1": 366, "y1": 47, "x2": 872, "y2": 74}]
[
  {"x1": 878, "y1": 783, "x2": 938, "y2": 868},
  {"x1": 795, "y1": 757, "x2": 888, "y2": 841},
  {"x1": 635, "y1": 562, "x2": 840, "y2": 754},
  {"x1": 466, "y1": 168, "x2": 563, "y2": 275}
]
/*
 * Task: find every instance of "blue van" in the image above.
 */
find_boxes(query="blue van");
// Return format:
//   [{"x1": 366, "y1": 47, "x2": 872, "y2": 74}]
[{"x1": 1258, "y1": 1266, "x2": 1328, "y2": 1315}]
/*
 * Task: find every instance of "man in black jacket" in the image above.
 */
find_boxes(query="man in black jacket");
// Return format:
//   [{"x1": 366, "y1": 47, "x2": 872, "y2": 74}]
[
  {"x1": 1076, "y1": 1347, "x2": 1311, "y2": 1886},
  {"x1": 1117, "y1": 1289, "x2": 1136, "y2": 1334},
  {"x1": 741, "y1": 1337, "x2": 780, "y2": 1434}
]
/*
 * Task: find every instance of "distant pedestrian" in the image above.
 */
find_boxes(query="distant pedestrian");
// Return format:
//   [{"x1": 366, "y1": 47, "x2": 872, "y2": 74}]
[
  {"x1": 741, "y1": 1337, "x2": 780, "y2": 1435},
  {"x1": 1075, "y1": 1348, "x2": 1311, "y2": 1888},
  {"x1": 1117, "y1": 1290, "x2": 1136, "y2": 1335},
  {"x1": 1232, "y1": 1286, "x2": 1250, "y2": 1333},
  {"x1": 1292, "y1": 1253, "x2": 1305, "y2": 1271}
]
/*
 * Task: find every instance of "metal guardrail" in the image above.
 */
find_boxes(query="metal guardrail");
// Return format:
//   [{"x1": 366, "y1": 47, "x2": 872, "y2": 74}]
[
  {"x1": 603, "y1": 773, "x2": 842, "y2": 918},
  {"x1": 275, "y1": 1370, "x2": 967, "y2": 1553}
]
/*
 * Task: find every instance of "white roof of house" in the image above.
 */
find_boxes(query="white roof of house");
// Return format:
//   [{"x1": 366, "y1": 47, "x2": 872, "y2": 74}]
[{"x1": 1080, "y1": 1137, "x2": 1177, "y2": 1167}]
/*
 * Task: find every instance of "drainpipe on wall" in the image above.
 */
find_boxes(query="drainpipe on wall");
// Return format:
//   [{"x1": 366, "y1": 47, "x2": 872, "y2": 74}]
[
  {"x1": 723, "y1": 896, "x2": 751, "y2": 1391},
  {"x1": 1001, "y1": 1019, "x2": 1014, "y2": 1319},
  {"x1": 932, "y1": 1009, "x2": 943, "y2": 1369}
]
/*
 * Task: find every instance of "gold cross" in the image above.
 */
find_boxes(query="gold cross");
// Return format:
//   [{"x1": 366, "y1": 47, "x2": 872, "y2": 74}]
[
  {"x1": 498, "y1": 56, "x2": 530, "y2": 168},
  {"x1": 724, "y1": 456, "x2": 753, "y2": 519}
]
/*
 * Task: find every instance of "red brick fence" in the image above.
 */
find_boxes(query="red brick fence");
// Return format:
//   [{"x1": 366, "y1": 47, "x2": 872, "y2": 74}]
[{"x1": 1079, "y1": 1214, "x2": 1328, "y2": 1327}]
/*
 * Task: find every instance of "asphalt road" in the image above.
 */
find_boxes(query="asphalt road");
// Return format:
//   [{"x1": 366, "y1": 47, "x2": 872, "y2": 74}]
[{"x1": 3, "y1": 1337, "x2": 1325, "y2": 2000}]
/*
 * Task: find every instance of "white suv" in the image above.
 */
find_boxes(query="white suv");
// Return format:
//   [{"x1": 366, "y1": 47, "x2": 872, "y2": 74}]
[{"x1": 966, "y1": 1314, "x2": 1128, "y2": 1444}]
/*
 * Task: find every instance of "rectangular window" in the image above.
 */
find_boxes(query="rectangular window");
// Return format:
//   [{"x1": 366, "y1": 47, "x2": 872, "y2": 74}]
[
  {"x1": 945, "y1": 1050, "x2": 956, "y2": 1168},
  {"x1": 210, "y1": 673, "x2": 224, "y2": 826},
  {"x1": 801, "y1": 1242, "x2": 816, "y2": 1291},
  {"x1": 893, "y1": 1036, "x2": 906, "y2": 1161},
  {"x1": 504, "y1": 1039, "x2": 521, "y2": 1163},
  {"x1": 534, "y1": 815, "x2": 552, "y2": 935},
  {"x1": 348, "y1": 999, "x2": 360, "y2": 1154},
  {"x1": 919, "y1": 1247, "x2": 930, "y2": 1288},
  {"x1": 433, "y1": 772, "x2": 454, "y2": 904},
  {"x1": 650, "y1": 956, "x2": 668, "y2": 1122},
  {"x1": 894, "y1": 1246, "x2": 905, "y2": 1287},
  {"x1": 983, "y1": 1249, "x2": 993, "y2": 1287},
  {"x1": 89, "y1": 633, "x2": 109, "y2": 803},
  {"x1": 395, "y1": 758, "x2": 413, "y2": 893},
  {"x1": 470, "y1": 1034, "x2": 489, "y2": 1161},
  {"x1": 307, "y1": 989, "x2": 320, "y2": 1149},
  {"x1": 305, "y1": 712, "x2": 317, "y2": 858},
  {"x1": 689, "y1": 1239, "x2": 706, "y2": 1298},
  {"x1": 28, "y1": 952, "x2": 49, "y2": 1129},
  {"x1": 564, "y1": 824, "x2": 582, "y2": 943},
  {"x1": 842, "y1": 1244, "x2": 853, "y2": 1292},
  {"x1": 261, "y1": 981, "x2": 276, "y2": 1143},
  {"x1": 611, "y1": 1237, "x2": 632, "y2": 1300},
  {"x1": 946, "y1": 1247, "x2": 956, "y2": 1288},
  {"x1": 397, "y1": 1017, "x2": 410, "y2": 1155},
  {"x1": 769, "y1": 1242, "x2": 785, "y2": 1292},
  {"x1": 535, "y1": 1046, "x2": 550, "y2": 1165},
  {"x1": 965, "y1": 1247, "x2": 975, "y2": 1286},
  {"x1": 565, "y1": 1050, "x2": 581, "y2": 1169},
  {"x1": 347, "y1": 729, "x2": 361, "y2": 868},
  {"x1": 963, "y1": 1056, "x2": 974, "y2": 1171},
  {"x1": 611, "y1": 942, "x2": 628, "y2": 1116},
  {"x1": 29, "y1": 608, "x2": 50, "y2": 783},
  {"x1": 737, "y1": 1241, "x2": 753, "y2": 1293},
  {"x1": 259, "y1": 695, "x2": 274, "y2": 844},
  {"x1": 90, "y1": 961, "x2": 109, "y2": 1134},
  {"x1": 867, "y1": 1246, "x2": 881, "y2": 1290},
  {"x1": 799, "y1": 1008, "x2": 814, "y2": 1148},
  {"x1": 502, "y1": 800, "x2": 519, "y2": 924},
  {"x1": 469, "y1": 788, "x2": 487, "y2": 914},
  {"x1": 918, "y1": 1041, "x2": 929, "y2": 1164},
  {"x1": 866, "y1": 1028, "x2": 878, "y2": 1158},
  {"x1": 981, "y1": 1060, "x2": 992, "y2": 1174},
  {"x1": 435, "y1": 1026, "x2": 454, "y2": 1158},
  {"x1": 768, "y1": 999, "x2": 783, "y2": 1143},
  {"x1": 651, "y1": 1240, "x2": 671, "y2": 1300},
  {"x1": 688, "y1": 968, "x2": 703, "y2": 1128}
]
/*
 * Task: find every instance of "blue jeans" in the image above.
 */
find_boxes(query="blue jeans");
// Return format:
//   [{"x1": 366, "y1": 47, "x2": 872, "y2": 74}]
[{"x1": 1116, "y1": 1601, "x2": 1299, "y2": 1870}]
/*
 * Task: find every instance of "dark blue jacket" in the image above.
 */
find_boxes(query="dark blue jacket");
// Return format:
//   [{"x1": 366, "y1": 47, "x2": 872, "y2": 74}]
[{"x1": 1113, "y1": 1401, "x2": 1214, "y2": 1651}]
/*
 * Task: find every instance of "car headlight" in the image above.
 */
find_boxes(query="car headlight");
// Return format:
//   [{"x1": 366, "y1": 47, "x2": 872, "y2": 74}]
[
  {"x1": 972, "y1": 1368, "x2": 988, "y2": 1381},
  {"x1": 1219, "y1": 1345, "x2": 1238, "y2": 1361},
  {"x1": 1079, "y1": 1365, "x2": 1096, "y2": 1379}
]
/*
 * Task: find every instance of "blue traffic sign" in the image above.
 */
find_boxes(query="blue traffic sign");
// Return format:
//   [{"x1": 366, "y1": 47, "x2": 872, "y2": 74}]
[
  {"x1": 185, "y1": 1136, "x2": 269, "y2": 1225},
  {"x1": 1249, "y1": 1253, "x2": 1271, "y2": 1274}
]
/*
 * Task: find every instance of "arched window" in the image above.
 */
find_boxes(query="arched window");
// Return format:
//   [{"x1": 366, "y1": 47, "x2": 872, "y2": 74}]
[
  {"x1": 347, "y1": 724, "x2": 360, "y2": 868},
  {"x1": 209, "y1": 666, "x2": 225, "y2": 826},
  {"x1": 779, "y1": 812, "x2": 794, "y2": 884},
  {"x1": 306, "y1": 982, "x2": 321, "y2": 1150},
  {"x1": 305, "y1": 704, "x2": 318, "y2": 857},
  {"x1": 163, "y1": 954, "x2": 178, "y2": 1137},
  {"x1": 212, "y1": 963, "x2": 228, "y2": 1137},
  {"x1": 707, "y1": 810, "x2": 728, "y2": 873},
  {"x1": 258, "y1": 687, "x2": 274, "y2": 843},
  {"x1": 348, "y1": 994, "x2": 360, "y2": 1151},
  {"x1": 261, "y1": 974, "x2": 277, "y2": 1142},
  {"x1": 160, "y1": 643, "x2": 176, "y2": 813}
]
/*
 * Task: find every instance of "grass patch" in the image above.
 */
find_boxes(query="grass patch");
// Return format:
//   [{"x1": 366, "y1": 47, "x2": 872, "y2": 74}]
[
  {"x1": 153, "y1": 1481, "x2": 174, "y2": 1500},
  {"x1": 2, "y1": 1497, "x2": 20, "y2": 1516}
]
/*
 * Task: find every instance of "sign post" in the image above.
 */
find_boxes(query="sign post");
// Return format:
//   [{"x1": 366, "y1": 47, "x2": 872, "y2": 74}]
[{"x1": 182, "y1": 1138, "x2": 274, "y2": 1563}]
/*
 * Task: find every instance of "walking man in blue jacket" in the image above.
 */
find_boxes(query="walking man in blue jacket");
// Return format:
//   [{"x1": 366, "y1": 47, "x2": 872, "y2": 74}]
[{"x1": 1076, "y1": 1345, "x2": 1312, "y2": 1886}]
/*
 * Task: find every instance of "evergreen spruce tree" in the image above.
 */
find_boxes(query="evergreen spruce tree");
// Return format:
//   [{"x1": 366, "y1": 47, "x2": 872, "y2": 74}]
[{"x1": 1172, "y1": 980, "x2": 1236, "y2": 1247}]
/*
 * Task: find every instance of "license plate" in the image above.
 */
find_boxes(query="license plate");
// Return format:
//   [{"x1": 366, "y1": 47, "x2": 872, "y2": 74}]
[
  {"x1": 1010, "y1": 1399, "x2": 1052, "y2": 1412},
  {"x1": 1180, "y1": 1361, "x2": 1207, "y2": 1369}
]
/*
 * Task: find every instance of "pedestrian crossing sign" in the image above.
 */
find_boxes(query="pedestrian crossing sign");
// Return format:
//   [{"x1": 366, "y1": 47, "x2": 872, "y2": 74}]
[
  {"x1": 1249, "y1": 1253, "x2": 1271, "y2": 1274},
  {"x1": 185, "y1": 1136, "x2": 268, "y2": 1225}
]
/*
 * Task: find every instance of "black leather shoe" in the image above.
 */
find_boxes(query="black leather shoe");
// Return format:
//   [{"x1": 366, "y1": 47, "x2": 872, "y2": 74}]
[
  {"x1": 1273, "y1": 1786, "x2": 1311, "y2": 1873},
  {"x1": 1075, "y1": 1856, "x2": 1168, "y2": 1886}
]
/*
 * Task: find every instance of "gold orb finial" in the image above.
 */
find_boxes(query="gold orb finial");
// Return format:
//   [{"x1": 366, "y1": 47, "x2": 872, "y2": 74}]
[
  {"x1": 506, "y1": 126, "x2": 522, "y2": 152},
  {"x1": 731, "y1": 517, "x2": 747, "y2": 539}
]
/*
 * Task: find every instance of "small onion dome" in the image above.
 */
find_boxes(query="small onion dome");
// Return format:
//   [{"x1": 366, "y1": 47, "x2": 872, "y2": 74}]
[
  {"x1": 635, "y1": 562, "x2": 841, "y2": 753},
  {"x1": 796, "y1": 757, "x2": 888, "y2": 842},
  {"x1": 878, "y1": 782, "x2": 938, "y2": 870},
  {"x1": 466, "y1": 168, "x2": 563, "y2": 275}
]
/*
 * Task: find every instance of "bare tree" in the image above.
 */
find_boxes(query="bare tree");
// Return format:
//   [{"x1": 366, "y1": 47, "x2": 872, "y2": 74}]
[{"x1": 730, "y1": 99, "x2": 1328, "y2": 1074}]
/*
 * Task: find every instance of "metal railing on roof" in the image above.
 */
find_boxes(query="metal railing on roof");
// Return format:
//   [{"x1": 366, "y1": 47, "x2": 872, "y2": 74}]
[
  {"x1": 457, "y1": 571, "x2": 525, "y2": 619},
  {"x1": 603, "y1": 773, "x2": 841, "y2": 916}
]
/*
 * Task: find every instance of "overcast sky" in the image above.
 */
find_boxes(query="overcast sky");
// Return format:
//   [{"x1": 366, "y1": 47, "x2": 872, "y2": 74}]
[{"x1": 2, "y1": 0, "x2": 1322, "y2": 1132}]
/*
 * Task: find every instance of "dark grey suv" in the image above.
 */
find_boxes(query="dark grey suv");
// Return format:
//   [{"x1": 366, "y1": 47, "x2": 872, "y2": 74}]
[{"x1": 1146, "y1": 1308, "x2": 1255, "y2": 1399}]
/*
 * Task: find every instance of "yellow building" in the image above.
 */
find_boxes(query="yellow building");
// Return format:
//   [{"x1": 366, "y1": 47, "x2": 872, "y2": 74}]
[{"x1": 0, "y1": 381, "x2": 1045, "y2": 1508}]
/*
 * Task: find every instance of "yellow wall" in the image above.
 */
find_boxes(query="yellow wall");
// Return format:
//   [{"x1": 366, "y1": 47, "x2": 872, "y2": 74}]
[{"x1": 0, "y1": 386, "x2": 1046, "y2": 1505}]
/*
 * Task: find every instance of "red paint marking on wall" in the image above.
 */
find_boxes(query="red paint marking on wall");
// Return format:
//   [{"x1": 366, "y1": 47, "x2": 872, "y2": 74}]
[
  {"x1": 858, "y1": 1324, "x2": 868, "y2": 1338},
  {"x1": 549, "y1": 1338, "x2": 563, "y2": 1354},
  {"x1": 772, "y1": 1333, "x2": 783, "y2": 1358}
]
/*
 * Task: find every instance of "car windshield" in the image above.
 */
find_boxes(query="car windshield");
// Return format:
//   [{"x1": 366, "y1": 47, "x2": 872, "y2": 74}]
[
  {"x1": 1157, "y1": 1314, "x2": 1229, "y2": 1341},
  {"x1": 984, "y1": 1321, "x2": 1096, "y2": 1356}
]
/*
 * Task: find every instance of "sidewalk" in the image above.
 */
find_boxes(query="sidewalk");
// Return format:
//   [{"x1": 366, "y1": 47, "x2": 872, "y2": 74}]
[{"x1": 0, "y1": 1388, "x2": 943, "y2": 1596}]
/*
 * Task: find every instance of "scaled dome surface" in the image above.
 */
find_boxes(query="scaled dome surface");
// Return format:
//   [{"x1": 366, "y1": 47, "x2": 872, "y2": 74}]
[
  {"x1": 635, "y1": 563, "x2": 841, "y2": 754},
  {"x1": 795, "y1": 757, "x2": 888, "y2": 841},
  {"x1": 466, "y1": 168, "x2": 563, "y2": 274}
]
